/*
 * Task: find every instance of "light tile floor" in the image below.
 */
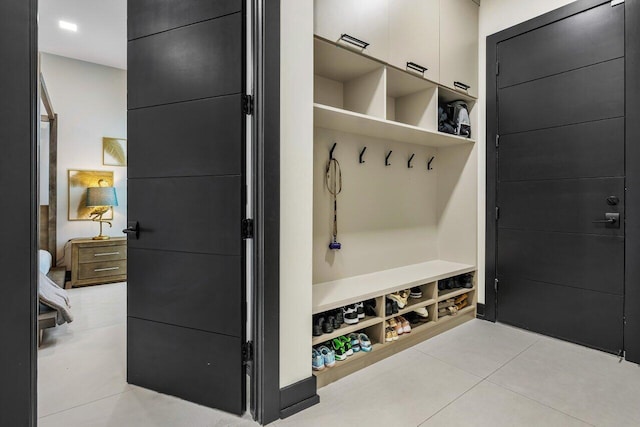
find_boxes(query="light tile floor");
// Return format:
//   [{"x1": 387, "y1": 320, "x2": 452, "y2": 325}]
[{"x1": 39, "y1": 283, "x2": 640, "y2": 427}]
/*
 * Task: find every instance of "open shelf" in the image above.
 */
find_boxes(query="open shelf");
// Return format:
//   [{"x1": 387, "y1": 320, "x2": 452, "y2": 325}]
[
  {"x1": 437, "y1": 305, "x2": 476, "y2": 322},
  {"x1": 312, "y1": 315, "x2": 382, "y2": 346},
  {"x1": 313, "y1": 260, "x2": 475, "y2": 314},
  {"x1": 314, "y1": 103, "x2": 475, "y2": 148},
  {"x1": 438, "y1": 287, "x2": 476, "y2": 302}
]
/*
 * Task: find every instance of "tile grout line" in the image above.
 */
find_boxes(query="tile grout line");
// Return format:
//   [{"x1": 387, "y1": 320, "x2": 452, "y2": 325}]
[
  {"x1": 38, "y1": 388, "x2": 134, "y2": 420},
  {"x1": 484, "y1": 379, "x2": 596, "y2": 427},
  {"x1": 416, "y1": 379, "x2": 484, "y2": 426},
  {"x1": 481, "y1": 336, "x2": 542, "y2": 380}
]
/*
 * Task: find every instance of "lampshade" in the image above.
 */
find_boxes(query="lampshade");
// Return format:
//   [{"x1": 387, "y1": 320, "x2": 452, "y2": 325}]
[{"x1": 86, "y1": 186, "x2": 118, "y2": 207}]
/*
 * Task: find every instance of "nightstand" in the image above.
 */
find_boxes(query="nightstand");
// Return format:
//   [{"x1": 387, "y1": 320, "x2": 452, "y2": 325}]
[{"x1": 66, "y1": 237, "x2": 127, "y2": 288}]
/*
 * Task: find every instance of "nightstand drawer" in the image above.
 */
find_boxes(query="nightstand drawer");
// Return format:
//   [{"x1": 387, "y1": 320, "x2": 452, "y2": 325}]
[
  {"x1": 78, "y1": 245, "x2": 127, "y2": 264},
  {"x1": 78, "y1": 260, "x2": 127, "y2": 280}
]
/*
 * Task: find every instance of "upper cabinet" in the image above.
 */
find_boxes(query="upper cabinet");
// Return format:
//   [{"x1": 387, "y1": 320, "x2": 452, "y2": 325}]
[
  {"x1": 314, "y1": 0, "x2": 389, "y2": 63},
  {"x1": 389, "y1": 0, "x2": 440, "y2": 82},
  {"x1": 439, "y1": 0, "x2": 479, "y2": 98}
]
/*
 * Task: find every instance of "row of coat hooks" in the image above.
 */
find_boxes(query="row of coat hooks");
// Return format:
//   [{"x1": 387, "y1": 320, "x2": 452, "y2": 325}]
[{"x1": 329, "y1": 142, "x2": 435, "y2": 170}]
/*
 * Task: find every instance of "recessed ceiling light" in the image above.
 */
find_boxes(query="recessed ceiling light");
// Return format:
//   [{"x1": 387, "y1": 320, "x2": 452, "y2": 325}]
[{"x1": 59, "y1": 20, "x2": 77, "y2": 32}]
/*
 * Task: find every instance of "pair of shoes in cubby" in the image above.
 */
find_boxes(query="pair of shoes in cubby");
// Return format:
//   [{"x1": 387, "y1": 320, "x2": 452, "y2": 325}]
[
  {"x1": 455, "y1": 293, "x2": 469, "y2": 310},
  {"x1": 343, "y1": 299, "x2": 376, "y2": 325},
  {"x1": 438, "y1": 298, "x2": 458, "y2": 317},
  {"x1": 405, "y1": 311, "x2": 430, "y2": 326},
  {"x1": 387, "y1": 290, "x2": 410, "y2": 309},
  {"x1": 312, "y1": 346, "x2": 335, "y2": 371},
  {"x1": 385, "y1": 300, "x2": 399, "y2": 316},
  {"x1": 438, "y1": 273, "x2": 473, "y2": 291},
  {"x1": 312, "y1": 310, "x2": 345, "y2": 336},
  {"x1": 321, "y1": 333, "x2": 373, "y2": 362},
  {"x1": 385, "y1": 316, "x2": 411, "y2": 341}
]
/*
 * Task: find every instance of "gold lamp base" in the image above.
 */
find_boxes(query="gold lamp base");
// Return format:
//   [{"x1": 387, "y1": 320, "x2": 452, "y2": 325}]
[{"x1": 90, "y1": 208, "x2": 113, "y2": 241}]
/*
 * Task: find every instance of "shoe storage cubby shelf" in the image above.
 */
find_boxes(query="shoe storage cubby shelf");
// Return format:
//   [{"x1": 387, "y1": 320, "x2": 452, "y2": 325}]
[
  {"x1": 312, "y1": 261, "x2": 477, "y2": 388},
  {"x1": 314, "y1": 37, "x2": 476, "y2": 147}
]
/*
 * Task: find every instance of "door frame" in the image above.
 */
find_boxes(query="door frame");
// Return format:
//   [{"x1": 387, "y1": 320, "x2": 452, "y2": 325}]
[
  {"x1": 485, "y1": 0, "x2": 640, "y2": 363},
  {"x1": 1, "y1": 0, "x2": 283, "y2": 424}
]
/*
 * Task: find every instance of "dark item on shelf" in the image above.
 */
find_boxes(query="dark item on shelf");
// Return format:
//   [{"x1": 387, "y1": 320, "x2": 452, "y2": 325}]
[
  {"x1": 408, "y1": 153, "x2": 415, "y2": 169},
  {"x1": 335, "y1": 309, "x2": 344, "y2": 325},
  {"x1": 385, "y1": 301, "x2": 393, "y2": 317},
  {"x1": 385, "y1": 150, "x2": 393, "y2": 166},
  {"x1": 323, "y1": 317, "x2": 334, "y2": 334},
  {"x1": 332, "y1": 315, "x2": 341, "y2": 330},
  {"x1": 313, "y1": 316, "x2": 323, "y2": 337},
  {"x1": 438, "y1": 101, "x2": 471, "y2": 138},
  {"x1": 456, "y1": 273, "x2": 473, "y2": 289},
  {"x1": 364, "y1": 300, "x2": 377, "y2": 317},
  {"x1": 392, "y1": 300, "x2": 399, "y2": 314},
  {"x1": 326, "y1": 142, "x2": 343, "y2": 250},
  {"x1": 340, "y1": 33, "x2": 370, "y2": 49},
  {"x1": 409, "y1": 287, "x2": 422, "y2": 299}
]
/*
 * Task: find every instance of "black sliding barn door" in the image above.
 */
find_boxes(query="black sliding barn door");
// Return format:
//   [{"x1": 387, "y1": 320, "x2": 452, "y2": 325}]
[
  {"x1": 126, "y1": 0, "x2": 247, "y2": 415},
  {"x1": 495, "y1": 2, "x2": 625, "y2": 353}
]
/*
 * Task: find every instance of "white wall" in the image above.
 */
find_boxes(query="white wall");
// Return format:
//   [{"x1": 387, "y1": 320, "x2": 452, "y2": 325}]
[
  {"x1": 40, "y1": 53, "x2": 127, "y2": 264},
  {"x1": 280, "y1": 0, "x2": 314, "y2": 387},
  {"x1": 476, "y1": 0, "x2": 575, "y2": 303}
]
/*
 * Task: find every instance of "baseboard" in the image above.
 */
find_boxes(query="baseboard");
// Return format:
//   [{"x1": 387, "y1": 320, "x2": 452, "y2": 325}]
[
  {"x1": 279, "y1": 376, "x2": 319, "y2": 419},
  {"x1": 476, "y1": 303, "x2": 485, "y2": 319}
]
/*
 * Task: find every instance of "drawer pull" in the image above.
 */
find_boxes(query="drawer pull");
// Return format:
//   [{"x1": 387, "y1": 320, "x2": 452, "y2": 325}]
[
  {"x1": 454, "y1": 81, "x2": 471, "y2": 91},
  {"x1": 94, "y1": 252, "x2": 120, "y2": 257},
  {"x1": 339, "y1": 33, "x2": 369, "y2": 49},
  {"x1": 94, "y1": 267, "x2": 120, "y2": 272},
  {"x1": 407, "y1": 61, "x2": 428, "y2": 75}
]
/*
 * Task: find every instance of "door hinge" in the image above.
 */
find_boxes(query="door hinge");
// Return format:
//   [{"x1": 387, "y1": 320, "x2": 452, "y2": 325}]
[
  {"x1": 612, "y1": 0, "x2": 624, "y2": 6},
  {"x1": 242, "y1": 341, "x2": 253, "y2": 363},
  {"x1": 494, "y1": 278, "x2": 499, "y2": 292},
  {"x1": 496, "y1": 206, "x2": 500, "y2": 221},
  {"x1": 495, "y1": 134, "x2": 500, "y2": 148},
  {"x1": 242, "y1": 94, "x2": 254, "y2": 115},
  {"x1": 242, "y1": 218, "x2": 254, "y2": 239},
  {"x1": 496, "y1": 61, "x2": 500, "y2": 76}
]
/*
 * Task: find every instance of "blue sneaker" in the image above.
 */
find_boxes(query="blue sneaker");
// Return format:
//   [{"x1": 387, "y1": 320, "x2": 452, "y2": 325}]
[
  {"x1": 348, "y1": 333, "x2": 361, "y2": 352},
  {"x1": 358, "y1": 333, "x2": 373, "y2": 352},
  {"x1": 318, "y1": 345, "x2": 336, "y2": 368},
  {"x1": 312, "y1": 348, "x2": 325, "y2": 371}
]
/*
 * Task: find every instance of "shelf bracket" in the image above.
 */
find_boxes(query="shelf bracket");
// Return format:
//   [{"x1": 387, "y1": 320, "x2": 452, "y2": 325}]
[
  {"x1": 408, "y1": 153, "x2": 415, "y2": 169},
  {"x1": 385, "y1": 150, "x2": 392, "y2": 166},
  {"x1": 359, "y1": 146, "x2": 367, "y2": 164}
]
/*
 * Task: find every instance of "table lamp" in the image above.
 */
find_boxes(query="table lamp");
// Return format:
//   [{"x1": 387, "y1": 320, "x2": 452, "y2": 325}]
[{"x1": 86, "y1": 182, "x2": 118, "y2": 240}]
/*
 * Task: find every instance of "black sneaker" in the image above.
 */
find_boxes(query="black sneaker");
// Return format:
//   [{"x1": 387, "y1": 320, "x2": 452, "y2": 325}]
[
  {"x1": 313, "y1": 315, "x2": 323, "y2": 336},
  {"x1": 323, "y1": 317, "x2": 334, "y2": 334},
  {"x1": 355, "y1": 302, "x2": 365, "y2": 319},
  {"x1": 332, "y1": 315, "x2": 341, "y2": 330},
  {"x1": 364, "y1": 299, "x2": 377, "y2": 317},
  {"x1": 385, "y1": 301, "x2": 393, "y2": 316},
  {"x1": 335, "y1": 309, "x2": 344, "y2": 325},
  {"x1": 460, "y1": 273, "x2": 473, "y2": 289},
  {"x1": 392, "y1": 301, "x2": 399, "y2": 314},
  {"x1": 342, "y1": 305, "x2": 359, "y2": 325},
  {"x1": 410, "y1": 287, "x2": 422, "y2": 299}
]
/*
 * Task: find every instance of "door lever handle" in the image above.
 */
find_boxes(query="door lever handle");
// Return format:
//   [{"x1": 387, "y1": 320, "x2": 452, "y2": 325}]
[
  {"x1": 592, "y1": 213, "x2": 620, "y2": 228},
  {"x1": 122, "y1": 221, "x2": 139, "y2": 240}
]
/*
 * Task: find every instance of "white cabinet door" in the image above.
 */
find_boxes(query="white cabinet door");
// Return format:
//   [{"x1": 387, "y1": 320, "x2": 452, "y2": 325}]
[
  {"x1": 439, "y1": 0, "x2": 479, "y2": 97},
  {"x1": 314, "y1": 0, "x2": 389, "y2": 63},
  {"x1": 389, "y1": 0, "x2": 439, "y2": 83}
]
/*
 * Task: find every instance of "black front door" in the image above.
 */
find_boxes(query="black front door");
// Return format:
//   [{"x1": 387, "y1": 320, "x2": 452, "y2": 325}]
[
  {"x1": 126, "y1": 0, "x2": 247, "y2": 415},
  {"x1": 495, "y1": 1, "x2": 625, "y2": 353}
]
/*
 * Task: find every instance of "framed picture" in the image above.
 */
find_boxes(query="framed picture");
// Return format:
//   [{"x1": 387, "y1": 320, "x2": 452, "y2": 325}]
[
  {"x1": 103, "y1": 137, "x2": 127, "y2": 166},
  {"x1": 68, "y1": 170, "x2": 114, "y2": 221}
]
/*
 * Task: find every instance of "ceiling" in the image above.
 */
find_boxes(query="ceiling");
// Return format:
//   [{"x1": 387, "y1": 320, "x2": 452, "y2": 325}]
[{"x1": 38, "y1": 0, "x2": 127, "y2": 70}]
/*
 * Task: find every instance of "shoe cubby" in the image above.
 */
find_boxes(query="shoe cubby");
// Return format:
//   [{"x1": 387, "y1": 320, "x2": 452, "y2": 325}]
[
  {"x1": 437, "y1": 85, "x2": 477, "y2": 140},
  {"x1": 313, "y1": 264, "x2": 477, "y2": 388},
  {"x1": 312, "y1": 296, "x2": 385, "y2": 346}
]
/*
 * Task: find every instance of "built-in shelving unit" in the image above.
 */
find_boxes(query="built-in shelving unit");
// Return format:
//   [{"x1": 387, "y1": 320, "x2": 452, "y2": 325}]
[{"x1": 314, "y1": 37, "x2": 476, "y2": 147}]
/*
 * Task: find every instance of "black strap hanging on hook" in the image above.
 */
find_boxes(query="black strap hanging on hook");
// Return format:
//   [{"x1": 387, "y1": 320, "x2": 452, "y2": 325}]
[
  {"x1": 385, "y1": 150, "x2": 393, "y2": 166},
  {"x1": 408, "y1": 153, "x2": 415, "y2": 169},
  {"x1": 359, "y1": 147, "x2": 367, "y2": 164},
  {"x1": 427, "y1": 156, "x2": 435, "y2": 170}
]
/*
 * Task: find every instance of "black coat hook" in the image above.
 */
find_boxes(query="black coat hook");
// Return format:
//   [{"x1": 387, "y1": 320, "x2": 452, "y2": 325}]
[
  {"x1": 359, "y1": 147, "x2": 367, "y2": 164},
  {"x1": 385, "y1": 150, "x2": 393, "y2": 166},
  {"x1": 329, "y1": 142, "x2": 337, "y2": 160},
  {"x1": 427, "y1": 156, "x2": 435, "y2": 170},
  {"x1": 408, "y1": 153, "x2": 415, "y2": 169}
]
